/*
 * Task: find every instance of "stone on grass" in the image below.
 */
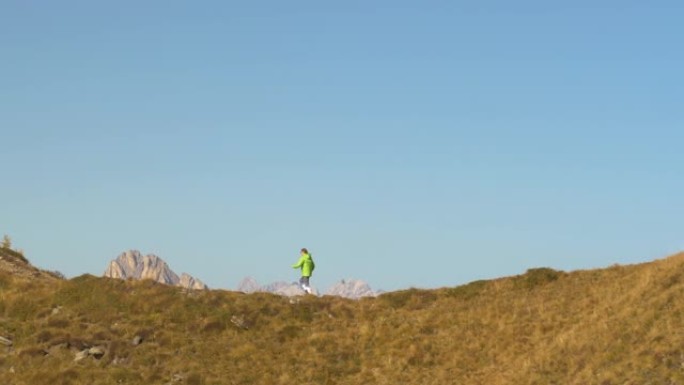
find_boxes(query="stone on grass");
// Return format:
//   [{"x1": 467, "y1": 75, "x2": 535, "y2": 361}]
[
  {"x1": 0, "y1": 336, "x2": 13, "y2": 346},
  {"x1": 132, "y1": 335, "x2": 143, "y2": 346}
]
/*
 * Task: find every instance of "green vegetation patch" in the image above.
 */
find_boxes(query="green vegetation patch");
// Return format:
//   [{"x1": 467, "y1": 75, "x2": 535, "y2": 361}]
[
  {"x1": 379, "y1": 288, "x2": 438, "y2": 310},
  {"x1": 513, "y1": 267, "x2": 565, "y2": 290},
  {"x1": 443, "y1": 279, "x2": 488, "y2": 300}
]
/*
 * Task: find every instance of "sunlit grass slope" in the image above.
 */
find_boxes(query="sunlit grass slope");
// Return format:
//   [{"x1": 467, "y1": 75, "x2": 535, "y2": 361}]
[{"x1": 2, "y1": 249, "x2": 684, "y2": 384}]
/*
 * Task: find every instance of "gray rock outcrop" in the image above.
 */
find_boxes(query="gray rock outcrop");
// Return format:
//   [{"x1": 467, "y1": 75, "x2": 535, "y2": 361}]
[
  {"x1": 104, "y1": 250, "x2": 208, "y2": 290},
  {"x1": 74, "y1": 346, "x2": 106, "y2": 362},
  {"x1": 132, "y1": 335, "x2": 143, "y2": 346}
]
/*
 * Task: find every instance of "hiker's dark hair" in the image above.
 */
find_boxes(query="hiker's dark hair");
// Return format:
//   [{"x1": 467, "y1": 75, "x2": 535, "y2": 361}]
[{"x1": 301, "y1": 248, "x2": 308, "y2": 254}]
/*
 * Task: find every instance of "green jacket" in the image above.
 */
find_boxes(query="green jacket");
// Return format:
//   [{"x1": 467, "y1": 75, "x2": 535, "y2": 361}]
[{"x1": 292, "y1": 252, "x2": 315, "y2": 277}]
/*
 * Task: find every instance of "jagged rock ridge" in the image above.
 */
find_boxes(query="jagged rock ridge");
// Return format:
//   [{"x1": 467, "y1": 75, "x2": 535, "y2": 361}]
[
  {"x1": 237, "y1": 276, "x2": 377, "y2": 298},
  {"x1": 236, "y1": 276, "x2": 261, "y2": 293},
  {"x1": 237, "y1": 277, "x2": 320, "y2": 296},
  {"x1": 104, "y1": 250, "x2": 208, "y2": 290},
  {"x1": 326, "y1": 279, "x2": 377, "y2": 299}
]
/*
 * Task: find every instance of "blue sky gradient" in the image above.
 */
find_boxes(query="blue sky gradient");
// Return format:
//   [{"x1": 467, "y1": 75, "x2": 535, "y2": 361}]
[{"x1": 2, "y1": 1, "x2": 683, "y2": 291}]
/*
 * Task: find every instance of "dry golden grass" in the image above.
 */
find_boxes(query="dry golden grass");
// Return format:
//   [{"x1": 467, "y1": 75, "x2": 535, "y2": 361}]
[{"x1": 2, "y1": 250, "x2": 684, "y2": 384}]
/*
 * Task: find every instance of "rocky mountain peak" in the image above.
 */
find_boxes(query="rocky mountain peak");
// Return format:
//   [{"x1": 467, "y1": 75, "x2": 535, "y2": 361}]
[
  {"x1": 235, "y1": 276, "x2": 376, "y2": 298},
  {"x1": 104, "y1": 250, "x2": 207, "y2": 290},
  {"x1": 237, "y1": 276, "x2": 261, "y2": 293},
  {"x1": 179, "y1": 273, "x2": 208, "y2": 290},
  {"x1": 326, "y1": 279, "x2": 378, "y2": 299}
]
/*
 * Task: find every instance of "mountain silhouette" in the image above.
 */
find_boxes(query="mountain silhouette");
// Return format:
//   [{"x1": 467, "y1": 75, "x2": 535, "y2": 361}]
[{"x1": 103, "y1": 250, "x2": 207, "y2": 290}]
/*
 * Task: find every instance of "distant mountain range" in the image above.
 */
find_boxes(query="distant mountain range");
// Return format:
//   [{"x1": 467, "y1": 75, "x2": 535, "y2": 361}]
[
  {"x1": 326, "y1": 279, "x2": 381, "y2": 298},
  {"x1": 237, "y1": 276, "x2": 380, "y2": 299},
  {"x1": 103, "y1": 250, "x2": 208, "y2": 290},
  {"x1": 103, "y1": 250, "x2": 380, "y2": 298}
]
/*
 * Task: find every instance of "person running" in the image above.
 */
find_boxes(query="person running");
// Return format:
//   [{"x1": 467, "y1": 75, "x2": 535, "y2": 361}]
[{"x1": 292, "y1": 248, "x2": 315, "y2": 294}]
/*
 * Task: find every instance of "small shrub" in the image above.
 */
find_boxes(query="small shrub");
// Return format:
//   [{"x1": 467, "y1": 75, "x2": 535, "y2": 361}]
[
  {"x1": 380, "y1": 288, "x2": 437, "y2": 310},
  {"x1": 1, "y1": 235, "x2": 11, "y2": 248},
  {"x1": 35, "y1": 330, "x2": 53, "y2": 343},
  {"x1": 91, "y1": 329, "x2": 112, "y2": 341},
  {"x1": 0, "y1": 245, "x2": 29, "y2": 264},
  {"x1": 277, "y1": 325, "x2": 301, "y2": 342},
  {"x1": 201, "y1": 319, "x2": 226, "y2": 333},
  {"x1": 19, "y1": 347, "x2": 48, "y2": 357},
  {"x1": 187, "y1": 372, "x2": 204, "y2": 385},
  {"x1": 514, "y1": 268, "x2": 565, "y2": 290},
  {"x1": 444, "y1": 280, "x2": 488, "y2": 300},
  {"x1": 60, "y1": 369, "x2": 79, "y2": 381},
  {"x1": 107, "y1": 340, "x2": 132, "y2": 362},
  {"x1": 9, "y1": 297, "x2": 40, "y2": 321},
  {"x1": 379, "y1": 290, "x2": 413, "y2": 309},
  {"x1": 47, "y1": 317, "x2": 70, "y2": 328},
  {"x1": 111, "y1": 368, "x2": 143, "y2": 383},
  {"x1": 291, "y1": 304, "x2": 315, "y2": 323},
  {"x1": 145, "y1": 370, "x2": 164, "y2": 383},
  {"x1": 0, "y1": 271, "x2": 13, "y2": 290},
  {"x1": 47, "y1": 270, "x2": 66, "y2": 280}
]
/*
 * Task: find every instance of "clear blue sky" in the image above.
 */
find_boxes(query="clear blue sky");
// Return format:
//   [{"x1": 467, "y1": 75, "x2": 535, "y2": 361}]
[{"x1": 2, "y1": 1, "x2": 683, "y2": 292}]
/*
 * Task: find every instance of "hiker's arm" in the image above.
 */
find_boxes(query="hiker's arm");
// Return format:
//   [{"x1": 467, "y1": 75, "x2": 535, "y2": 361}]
[{"x1": 292, "y1": 256, "x2": 304, "y2": 269}]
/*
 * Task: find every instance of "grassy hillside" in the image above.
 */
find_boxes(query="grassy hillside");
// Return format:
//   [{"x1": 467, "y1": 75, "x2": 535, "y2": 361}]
[
  {"x1": 2, "y1": 250, "x2": 684, "y2": 384},
  {"x1": 0, "y1": 246, "x2": 62, "y2": 281}
]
